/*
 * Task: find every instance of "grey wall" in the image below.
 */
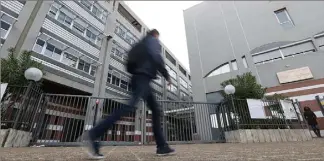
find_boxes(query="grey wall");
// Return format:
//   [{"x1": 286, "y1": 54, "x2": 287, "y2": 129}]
[
  {"x1": 257, "y1": 51, "x2": 324, "y2": 88},
  {"x1": 184, "y1": 1, "x2": 324, "y2": 101}
]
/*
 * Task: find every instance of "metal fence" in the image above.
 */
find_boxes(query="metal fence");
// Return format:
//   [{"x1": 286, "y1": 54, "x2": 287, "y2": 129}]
[
  {"x1": 2, "y1": 91, "x2": 310, "y2": 146},
  {"x1": 1, "y1": 83, "x2": 43, "y2": 131}
]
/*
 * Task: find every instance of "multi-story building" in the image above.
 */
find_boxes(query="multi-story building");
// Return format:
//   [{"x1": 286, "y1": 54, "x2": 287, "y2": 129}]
[
  {"x1": 184, "y1": 1, "x2": 324, "y2": 138},
  {"x1": 1, "y1": 0, "x2": 192, "y2": 144}
]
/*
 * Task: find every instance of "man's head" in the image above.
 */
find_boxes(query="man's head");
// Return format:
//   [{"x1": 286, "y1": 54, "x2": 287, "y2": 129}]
[
  {"x1": 147, "y1": 29, "x2": 159, "y2": 39},
  {"x1": 304, "y1": 106, "x2": 311, "y2": 111}
]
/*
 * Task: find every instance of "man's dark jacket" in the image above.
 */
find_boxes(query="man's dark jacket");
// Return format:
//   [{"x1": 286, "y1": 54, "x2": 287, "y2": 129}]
[{"x1": 132, "y1": 35, "x2": 170, "y2": 80}]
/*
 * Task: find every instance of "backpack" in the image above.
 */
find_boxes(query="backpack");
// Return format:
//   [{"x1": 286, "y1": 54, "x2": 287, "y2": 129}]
[{"x1": 126, "y1": 37, "x2": 148, "y2": 74}]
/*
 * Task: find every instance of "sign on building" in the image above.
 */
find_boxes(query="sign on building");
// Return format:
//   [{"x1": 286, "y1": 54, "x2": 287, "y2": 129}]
[{"x1": 276, "y1": 66, "x2": 313, "y2": 84}]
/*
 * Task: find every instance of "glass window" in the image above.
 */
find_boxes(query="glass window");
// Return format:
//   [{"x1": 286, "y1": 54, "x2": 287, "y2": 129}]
[
  {"x1": 57, "y1": 12, "x2": 72, "y2": 26},
  {"x1": 112, "y1": 72, "x2": 120, "y2": 86},
  {"x1": 231, "y1": 60, "x2": 238, "y2": 71},
  {"x1": 166, "y1": 65, "x2": 177, "y2": 80},
  {"x1": 107, "y1": 71, "x2": 112, "y2": 83},
  {"x1": 206, "y1": 63, "x2": 230, "y2": 77},
  {"x1": 96, "y1": 37, "x2": 102, "y2": 46},
  {"x1": 90, "y1": 66, "x2": 96, "y2": 76},
  {"x1": 53, "y1": 48, "x2": 62, "y2": 61},
  {"x1": 78, "y1": 59, "x2": 91, "y2": 73},
  {"x1": 92, "y1": 5, "x2": 98, "y2": 15},
  {"x1": 1, "y1": 21, "x2": 10, "y2": 30},
  {"x1": 62, "y1": 53, "x2": 77, "y2": 67},
  {"x1": 49, "y1": 6, "x2": 58, "y2": 17},
  {"x1": 86, "y1": 29, "x2": 96, "y2": 42},
  {"x1": 44, "y1": 43, "x2": 55, "y2": 57},
  {"x1": 81, "y1": 0, "x2": 92, "y2": 10},
  {"x1": 115, "y1": 48, "x2": 123, "y2": 58},
  {"x1": 274, "y1": 8, "x2": 294, "y2": 28},
  {"x1": 120, "y1": 78, "x2": 128, "y2": 90},
  {"x1": 36, "y1": 39, "x2": 45, "y2": 47},
  {"x1": 180, "y1": 77, "x2": 188, "y2": 88},
  {"x1": 168, "y1": 84, "x2": 178, "y2": 93},
  {"x1": 73, "y1": 21, "x2": 85, "y2": 35}
]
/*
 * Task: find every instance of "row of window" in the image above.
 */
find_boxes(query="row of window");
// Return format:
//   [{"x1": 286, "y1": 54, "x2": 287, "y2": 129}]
[
  {"x1": 179, "y1": 77, "x2": 188, "y2": 89},
  {"x1": 115, "y1": 21, "x2": 139, "y2": 46},
  {"x1": 48, "y1": 3, "x2": 103, "y2": 46},
  {"x1": 33, "y1": 38, "x2": 97, "y2": 76},
  {"x1": 78, "y1": 0, "x2": 108, "y2": 22},
  {"x1": 1, "y1": 12, "x2": 15, "y2": 40},
  {"x1": 111, "y1": 40, "x2": 128, "y2": 61},
  {"x1": 165, "y1": 65, "x2": 177, "y2": 80},
  {"x1": 167, "y1": 83, "x2": 178, "y2": 94},
  {"x1": 107, "y1": 69, "x2": 132, "y2": 92}
]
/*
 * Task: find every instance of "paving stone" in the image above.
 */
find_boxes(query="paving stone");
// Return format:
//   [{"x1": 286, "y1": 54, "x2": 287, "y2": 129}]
[{"x1": 0, "y1": 139, "x2": 324, "y2": 161}]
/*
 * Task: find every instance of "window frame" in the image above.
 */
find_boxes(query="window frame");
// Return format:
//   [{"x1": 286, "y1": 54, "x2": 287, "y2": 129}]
[{"x1": 274, "y1": 8, "x2": 294, "y2": 26}]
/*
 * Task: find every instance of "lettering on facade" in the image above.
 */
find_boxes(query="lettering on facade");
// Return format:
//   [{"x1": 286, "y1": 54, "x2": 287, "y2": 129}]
[{"x1": 276, "y1": 66, "x2": 313, "y2": 84}]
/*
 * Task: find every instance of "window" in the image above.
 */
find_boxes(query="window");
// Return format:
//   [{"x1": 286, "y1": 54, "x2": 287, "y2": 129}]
[
  {"x1": 274, "y1": 8, "x2": 294, "y2": 28},
  {"x1": 86, "y1": 29, "x2": 97, "y2": 43},
  {"x1": 62, "y1": 53, "x2": 77, "y2": 67},
  {"x1": 231, "y1": 60, "x2": 238, "y2": 71},
  {"x1": 91, "y1": 5, "x2": 99, "y2": 15},
  {"x1": 165, "y1": 51, "x2": 176, "y2": 65},
  {"x1": 179, "y1": 77, "x2": 188, "y2": 89},
  {"x1": 188, "y1": 75, "x2": 191, "y2": 80},
  {"x1": 1, "y1": 21, "x2": 10, "y2": 39},
  {"x1": 242, "y1": 56, "x2": 248, "y2": 68},
  {"x1": 206, "y1": 63, "x2": 230, "y2": 77},
  {"x1": 168, "y1": 84, "x2": 178, "y2": 93},
  {"x1": 81, "y1": 0, "x2": 92, "y2": 10},
  {"x1": 58, "y1": 12, "x2": 72, "y2": 26},
  {"x1": 180, "y1": 91, "x2": 188, "y2": 100},
  {"x1": 165, "y1": 65, "x2": 177, "y2": 80},
  {"x1": 179, "y1": 65, "x2": 187, "y2": 76},
  {"x1": 90, "y1": 66, "x2": 97, "y2": 76},
  {"x1": 120, "y1": 77, "x2": 128, "y2": 90},
  {"x1": 33, "y1": 39, "x2": 45, "y2": 53},
  {"x1": 78, "y1": 59, "x2": 91, "y2": 73},
  {"x1": 107, "y1": 71, "x2": 112, "y2": 83},
  {"x1": 48, "y1": 5, "x2": 58, "y2": 18},
  {"x1": 44, "y1": 43, "x2": 62, "y2": 61},
  {"x1": 112, "y1": 71, "x2": 120, "y2": 86},
  {"x1": 73, "y1": 21, "x2": 86, "y2": 35}
]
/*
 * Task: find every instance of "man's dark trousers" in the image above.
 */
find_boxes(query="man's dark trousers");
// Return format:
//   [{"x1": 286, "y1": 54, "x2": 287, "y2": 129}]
[{"x1": 88, "y1": 75, "x2": 167, "y2": 148}]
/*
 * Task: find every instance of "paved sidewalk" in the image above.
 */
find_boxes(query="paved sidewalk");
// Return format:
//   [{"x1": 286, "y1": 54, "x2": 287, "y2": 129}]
[{"x1": 1, "y1": 139, "x2": 323, "y2": 161}]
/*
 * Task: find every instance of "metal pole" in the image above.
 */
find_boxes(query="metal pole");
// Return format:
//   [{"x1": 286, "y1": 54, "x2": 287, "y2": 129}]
[
  {"x1": 13, "y1": 81, "x2": 33, "y2": 129},
  {"x1": 93, "y1": 99, "x2": 99, "y2": 126},
  {"x1": 230, "y1": 95, "x2": 239, "y2": 130}
]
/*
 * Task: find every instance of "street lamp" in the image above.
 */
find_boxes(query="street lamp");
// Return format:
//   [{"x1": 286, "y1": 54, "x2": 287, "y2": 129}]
[
  {"x1": 224, "y1": 84, "x2": 235, "y2": 95},
  {"x1": 224, "y1": 84, "x2": 239, "y2": 130},
  {"x1": 24, "y1": 67, "x2": 43, "y2": 82},
  {"x1": 13, "y1": 67, "x2": 43, "y2": 129}
]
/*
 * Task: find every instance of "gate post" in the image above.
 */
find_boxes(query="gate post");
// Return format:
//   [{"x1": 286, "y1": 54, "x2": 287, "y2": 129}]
[{"x1": 141, "y1": 100, "x2": 147, "y2": 145}]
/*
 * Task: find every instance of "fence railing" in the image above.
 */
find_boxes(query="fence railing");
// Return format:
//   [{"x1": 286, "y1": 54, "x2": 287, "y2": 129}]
[
  {"x1": 1, "y1": 83, "x2": 43, "y2": 131},
  {"x1": 1, "y1": 90, "x2": 310, "y2": 146}
]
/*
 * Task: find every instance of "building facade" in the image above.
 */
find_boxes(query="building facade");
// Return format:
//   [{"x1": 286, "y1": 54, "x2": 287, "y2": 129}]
[
  {"x1": 184, "y1": 1, "x2": 324, "y2": 137},
  {"x1": 1, "y1": 0, "x2": 192, "y2": 143}
]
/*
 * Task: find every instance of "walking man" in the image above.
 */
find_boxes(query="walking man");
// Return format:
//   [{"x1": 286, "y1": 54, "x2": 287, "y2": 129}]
[
  {"x1": 304, "y1": 106, "x2": 321, "y2": 138},
  {"x1": 85, "y1": 29, "x2": 175, "y2": 159}
]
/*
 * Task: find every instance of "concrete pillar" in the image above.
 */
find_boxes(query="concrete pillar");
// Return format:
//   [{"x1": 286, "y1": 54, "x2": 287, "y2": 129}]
[
  {"x1": 84, "y1": 9, "x2": 117, "y2": 130},
  {"x1": 134, "y1": 107, "x2": 142, "y2": 142}
]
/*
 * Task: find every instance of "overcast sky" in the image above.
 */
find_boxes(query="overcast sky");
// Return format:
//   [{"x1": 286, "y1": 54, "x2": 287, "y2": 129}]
[{"x1": 124, "y1": 1, "x2": 202, "y2": 71}]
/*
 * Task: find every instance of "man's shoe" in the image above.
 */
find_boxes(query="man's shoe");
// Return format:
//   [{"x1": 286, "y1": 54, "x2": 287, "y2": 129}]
[
  {"x1": 88, "y1": 153, "x2": 105, "y2": 160},
  {"x1": 156, "y1": 146, "x2": 176, "y2": 156},
  {"x1": 82, "y1": 132, "x2": 104, "y2": 160}
]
